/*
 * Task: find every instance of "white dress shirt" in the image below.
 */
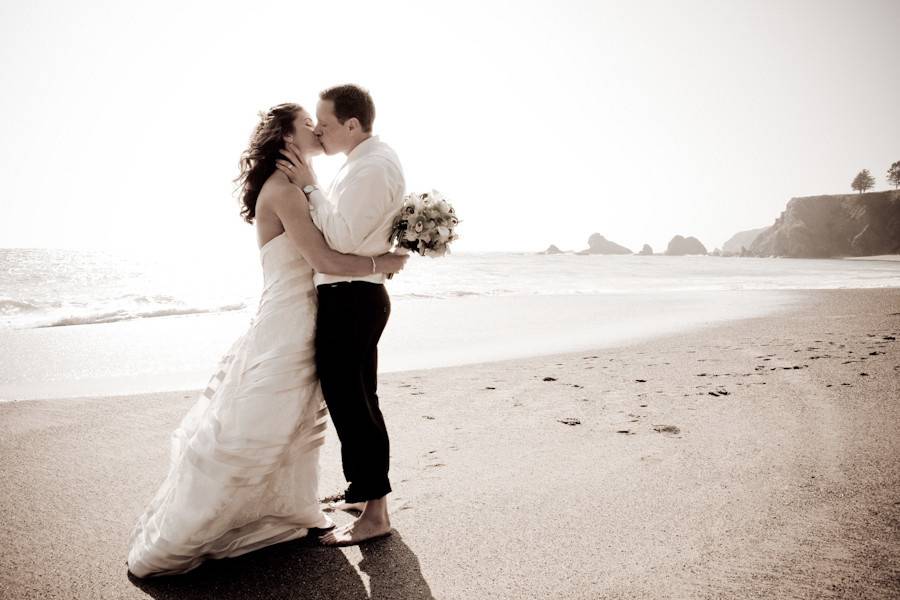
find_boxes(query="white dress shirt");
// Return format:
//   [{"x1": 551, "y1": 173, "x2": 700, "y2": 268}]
[{"x1": 307, "y1": 135, "x2": 406, "y2": 286}]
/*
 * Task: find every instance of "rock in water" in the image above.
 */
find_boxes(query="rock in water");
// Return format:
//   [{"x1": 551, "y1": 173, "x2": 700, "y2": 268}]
[
  {"x1": 665, "y1": 235, "x2": 708, "y2": 255},
  {"x1": 578, "y1": 233, "x2": 632, "y2": 255},
  {"x1": 750, "y1": 191, "x2": 900, "y2": 258},
  {"x1": 541, "y1": 244, "x2": 564, "y2": 255},
  {"x1": 638, "y1": 244, "x2": 653, "y2": 255}
]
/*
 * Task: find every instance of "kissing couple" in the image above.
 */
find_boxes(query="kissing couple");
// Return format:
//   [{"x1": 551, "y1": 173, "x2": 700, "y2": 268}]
[{"x1": 127, "y1": 83, "x2": 408, "y2": 577}]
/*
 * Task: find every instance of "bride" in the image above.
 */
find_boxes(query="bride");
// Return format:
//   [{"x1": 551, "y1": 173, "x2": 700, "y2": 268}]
[{"x1": 126, "y1": 103, "x2": 407, "y2": 578}]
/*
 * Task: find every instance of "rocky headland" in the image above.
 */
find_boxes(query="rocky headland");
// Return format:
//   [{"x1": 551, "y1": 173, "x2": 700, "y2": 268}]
[
  {"x1": 722, "y1": 227, "x2": 768, "y2": 255},
  {"x1": 750, "y1": 191, "x2": 900, "y2": 258}
]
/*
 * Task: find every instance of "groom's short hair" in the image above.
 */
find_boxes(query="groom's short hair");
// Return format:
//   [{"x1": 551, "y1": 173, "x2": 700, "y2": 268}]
[{"x1": 320, "y1": 84, "x2": 375, "y2": 133}]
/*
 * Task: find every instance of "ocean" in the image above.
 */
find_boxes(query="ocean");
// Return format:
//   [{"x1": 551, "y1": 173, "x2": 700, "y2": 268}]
[{"x1": 1, "y1": 247, "x2": 898, "y2": 401}]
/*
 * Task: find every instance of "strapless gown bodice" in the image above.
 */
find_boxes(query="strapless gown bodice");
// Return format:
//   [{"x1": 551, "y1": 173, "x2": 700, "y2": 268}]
[{"x1": 252, "y1": 233, "x2": 318, "y2": 352}]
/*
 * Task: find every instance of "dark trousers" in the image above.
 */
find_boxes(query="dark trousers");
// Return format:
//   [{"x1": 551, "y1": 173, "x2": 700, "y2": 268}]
[{"x1": 315, "y1": 281, "x2": 391, "y2": 503}]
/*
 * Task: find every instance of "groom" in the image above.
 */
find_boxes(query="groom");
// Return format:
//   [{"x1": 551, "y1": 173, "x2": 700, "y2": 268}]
[{"x1": 279, "y1": 84, "x2": 405, "y2": 546}]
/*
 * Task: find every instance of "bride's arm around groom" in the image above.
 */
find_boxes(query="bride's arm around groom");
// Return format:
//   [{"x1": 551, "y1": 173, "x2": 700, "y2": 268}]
[
  {"x1": 308, "y1": 160, "x2": 403, "y2": 256},
  {"x1": 278, "y1": 138, "x2": 404, "y2": 259}
]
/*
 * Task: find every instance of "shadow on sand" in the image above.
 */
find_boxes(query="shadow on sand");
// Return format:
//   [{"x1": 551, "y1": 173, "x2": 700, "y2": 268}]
[{"x1": 129, "y1": 530, "x2": 434, "y2": 600}]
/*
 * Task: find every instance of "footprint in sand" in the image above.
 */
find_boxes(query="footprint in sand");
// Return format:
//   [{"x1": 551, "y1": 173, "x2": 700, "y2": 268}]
[
  {"x1": 652, "y1": 424, "x2": 681, "y2": 435},
  {"x1": 558, "y1": 417, "x2": 581, "y2": 426}
]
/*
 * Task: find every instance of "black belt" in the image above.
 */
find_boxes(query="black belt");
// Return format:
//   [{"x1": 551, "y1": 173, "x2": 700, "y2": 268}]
[{"x1": 317, "y1": 281, "x2": 383, "y2": 290}]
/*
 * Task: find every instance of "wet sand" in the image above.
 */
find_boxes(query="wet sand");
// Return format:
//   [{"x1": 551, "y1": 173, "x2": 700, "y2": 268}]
[{"x1": 1, "y1": 288, "x2": 899, "y2": 599}]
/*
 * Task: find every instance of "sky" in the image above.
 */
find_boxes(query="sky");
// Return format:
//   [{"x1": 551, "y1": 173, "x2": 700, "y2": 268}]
[{"x1": 1, "y1": 0, "x2": 898, "y2": 255}]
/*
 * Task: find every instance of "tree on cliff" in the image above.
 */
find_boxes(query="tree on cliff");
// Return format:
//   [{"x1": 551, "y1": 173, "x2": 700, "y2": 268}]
[
  {"x1": 888, "y1": 161, "x2": 900, "y2": 189},
  {"x1": 851, "y1": 169, "x2": 875, "y2": 193}
]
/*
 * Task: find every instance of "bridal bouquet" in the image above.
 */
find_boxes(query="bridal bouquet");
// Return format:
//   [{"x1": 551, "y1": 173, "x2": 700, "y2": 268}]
[{"x1": 389, "y1": 190, "x2": 459, "y2": 257}]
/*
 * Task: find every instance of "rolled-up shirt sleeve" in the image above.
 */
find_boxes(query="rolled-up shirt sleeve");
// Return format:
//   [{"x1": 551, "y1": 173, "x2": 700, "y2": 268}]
[{"x1": 308, "y1": 163, "x2": 395, "y2": 254}]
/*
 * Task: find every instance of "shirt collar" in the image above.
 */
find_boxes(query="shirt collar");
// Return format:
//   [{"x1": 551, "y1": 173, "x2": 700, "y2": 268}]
[{"x1": 346, "y1": 135, "x2": 379, "y2": 163}]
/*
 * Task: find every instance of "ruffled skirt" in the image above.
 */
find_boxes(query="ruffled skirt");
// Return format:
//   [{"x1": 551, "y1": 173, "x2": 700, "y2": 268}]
[{"x1": 126, "y1": 323, "x2": 330, "y2": 578}]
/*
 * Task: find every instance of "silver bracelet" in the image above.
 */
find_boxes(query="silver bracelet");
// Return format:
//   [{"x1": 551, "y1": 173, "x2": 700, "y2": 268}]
[{"x1": 370, "y1": 256, "x2": 376, "y2": 274}]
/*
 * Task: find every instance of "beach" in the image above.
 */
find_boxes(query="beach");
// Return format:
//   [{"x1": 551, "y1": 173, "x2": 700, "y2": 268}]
[{"x1": 1, "y1": 287, "x2": 899, "y2": 599}]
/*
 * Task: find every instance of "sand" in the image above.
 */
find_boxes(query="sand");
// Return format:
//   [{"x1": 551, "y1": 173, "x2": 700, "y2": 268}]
[{"x1": 1, "y1": 288, "x2": 898, "y2": 599}]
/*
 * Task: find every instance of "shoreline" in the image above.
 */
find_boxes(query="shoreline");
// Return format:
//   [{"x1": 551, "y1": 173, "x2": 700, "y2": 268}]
[
  {"x1": 1, "y1": 287, "x2": 898, "y2": 598},
  {"x1": 1, "y1": 288, "x2": 805, "y2": 403},
  {"x1": 843, "y1": 254, "x2": 900, "y2": 262}
]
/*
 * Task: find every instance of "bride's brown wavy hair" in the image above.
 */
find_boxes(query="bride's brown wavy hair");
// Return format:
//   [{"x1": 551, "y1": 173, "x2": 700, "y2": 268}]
[{"x1": 235, "y1": 103, "x2": 303, "y2": 223}]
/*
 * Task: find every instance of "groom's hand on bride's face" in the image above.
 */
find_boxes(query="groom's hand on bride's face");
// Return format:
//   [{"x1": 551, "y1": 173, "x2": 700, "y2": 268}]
[{"x1": 275, "y1": 141, "x2": 316, "y2": 189}]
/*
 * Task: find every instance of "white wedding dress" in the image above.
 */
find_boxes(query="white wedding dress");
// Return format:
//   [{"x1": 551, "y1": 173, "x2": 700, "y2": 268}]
[{"x1": 127, "y1": 232, "x2": 332, "y2": 578}]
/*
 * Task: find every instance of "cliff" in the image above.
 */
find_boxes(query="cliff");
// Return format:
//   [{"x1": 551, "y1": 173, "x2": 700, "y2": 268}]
[
  {"x1": 750, "y1": 191, "x2": 900, "y2": 258},
  {"x1": 722, "y1": 227, "x2": 768, "y2": 254}
]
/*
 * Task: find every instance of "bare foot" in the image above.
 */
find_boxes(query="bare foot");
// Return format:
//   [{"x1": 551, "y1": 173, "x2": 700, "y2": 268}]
[
  {"x1": 323, "y1": 500, "x2": 367, "y2": 514},
  {"x1": 318, "y1": 517, "x2": 392, "y2": 547}
]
